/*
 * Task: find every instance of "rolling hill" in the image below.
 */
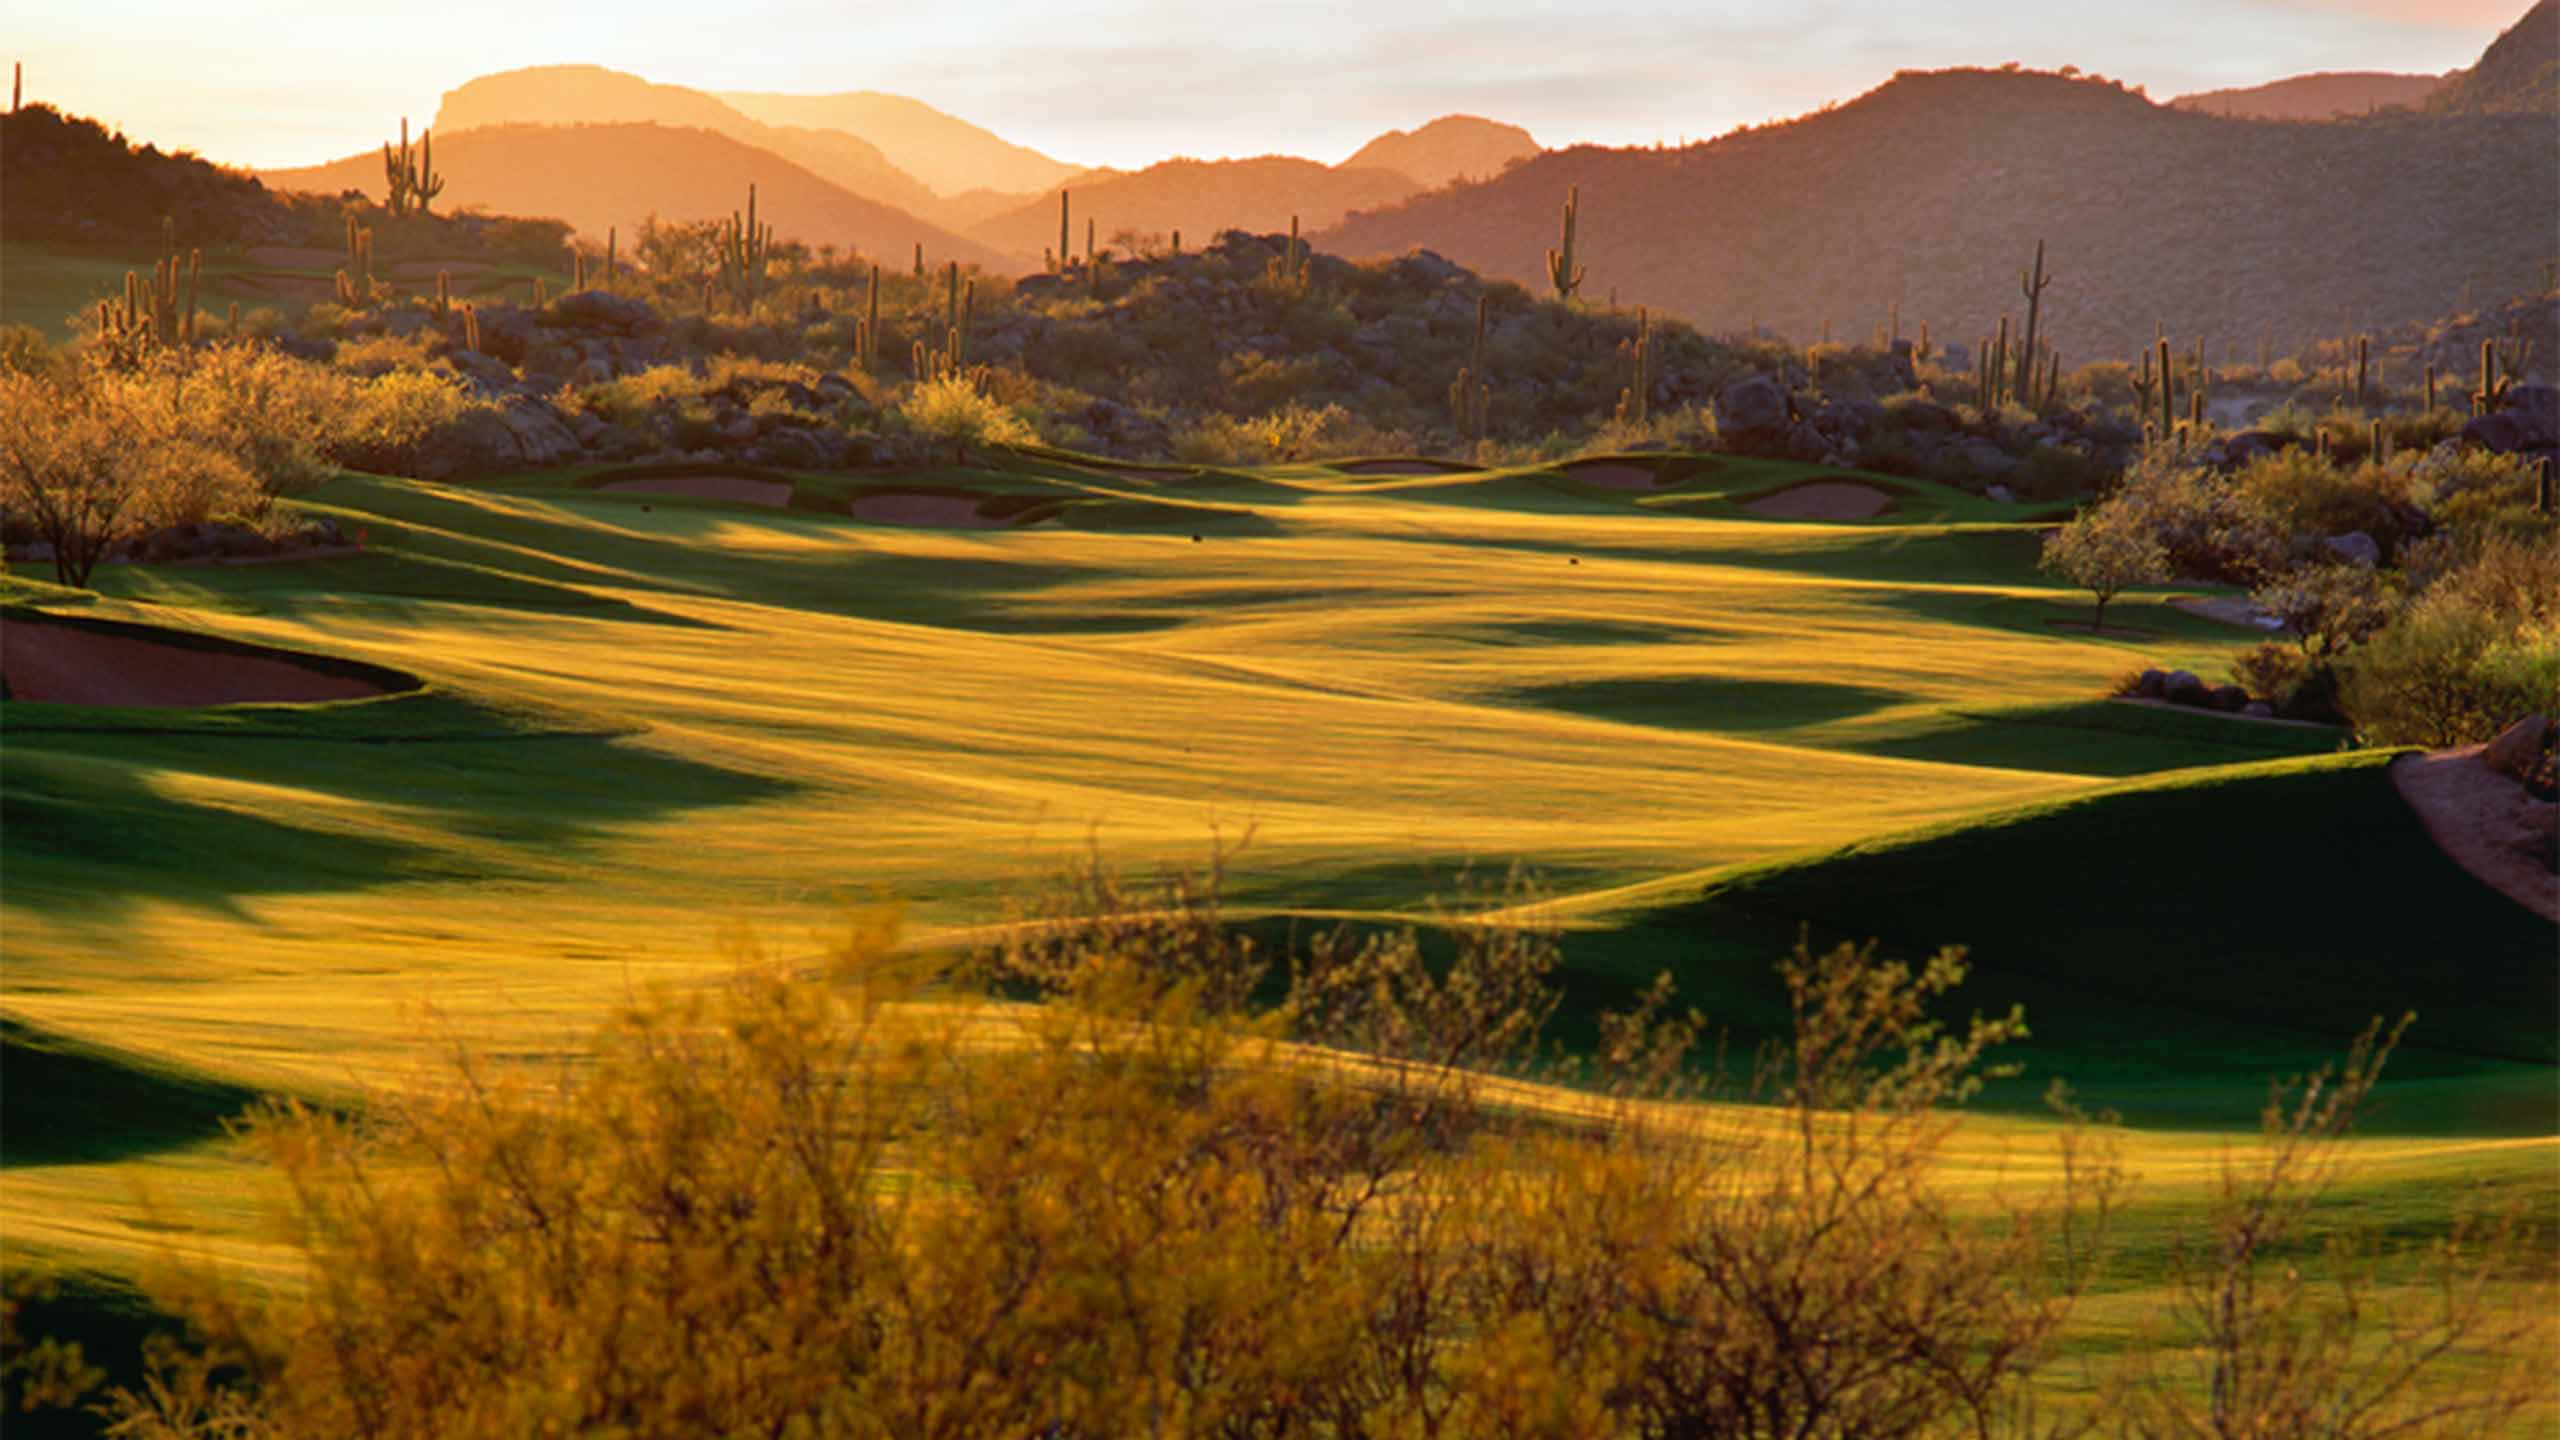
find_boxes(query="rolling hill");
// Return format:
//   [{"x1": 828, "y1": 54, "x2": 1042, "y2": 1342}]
[
  {"x1": 1339, "y1": 115, "x2": 1541, "y2": 189},
  {"x1": 1318, "y1": 62, "x2": 2556, "y2": 362},
  {"x1": 716, "y1": 88, "x2": 1083, "y2": 198},
  {"x1": 429, "y1": 64, "x2": 945, "y2": 221},
  {"x1": 2425, "y1": 0, "x2": 2559, "y2": 114},
  {"x1": 2170, "y1": 71, "x2": 2446, "y2": 119},
  {"x1": 255, "y1": 123, "x2": 1022, "y2": 274},
  {"x1": 968, "y1": 156, "x2": 1422, "y2": 260}
]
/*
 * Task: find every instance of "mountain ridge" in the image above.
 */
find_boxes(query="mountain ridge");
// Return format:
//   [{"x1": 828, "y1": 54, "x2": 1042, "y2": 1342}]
[
  {"x1": 255, "y1": 122, "x2": 1022, "y2": 274},
  {"x1": 1318, "y1": 64, "x2": 2554, "y2": 362}
]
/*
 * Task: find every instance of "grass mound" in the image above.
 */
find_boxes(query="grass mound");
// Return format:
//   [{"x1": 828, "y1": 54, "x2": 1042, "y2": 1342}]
[{"x1": 1549, "y1": 751, "x2": 2556, "y2": 1130}]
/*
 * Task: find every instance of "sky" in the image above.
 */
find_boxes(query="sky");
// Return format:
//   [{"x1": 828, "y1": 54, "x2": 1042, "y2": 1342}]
[{"x1": 12, "y1": 0, "x2": 2525, "y2": 177}]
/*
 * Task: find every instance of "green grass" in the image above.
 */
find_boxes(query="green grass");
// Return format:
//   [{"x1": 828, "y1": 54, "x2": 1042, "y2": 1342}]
[{"x1": 2, "y1": 448, "x2": 2548, "y2": 1421}]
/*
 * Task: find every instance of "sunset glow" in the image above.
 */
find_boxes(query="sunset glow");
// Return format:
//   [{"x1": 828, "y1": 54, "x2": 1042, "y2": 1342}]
[{"x1": 13, "y1": 0, "x2": 2517, "y2": 172}]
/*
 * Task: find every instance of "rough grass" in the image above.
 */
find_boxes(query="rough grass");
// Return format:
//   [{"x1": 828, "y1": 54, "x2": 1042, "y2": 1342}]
[{"x1": 3, "y1": 449, "x2": 2548, "y2": 1425}]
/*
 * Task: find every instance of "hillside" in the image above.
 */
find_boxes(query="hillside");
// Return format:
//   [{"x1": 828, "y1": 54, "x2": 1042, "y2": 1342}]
[
  {"x1": 2427, "y1": 0, "x2": 2559, "y2": 113},
  {"x1": 716, "y1": 89, "x2": 1081, "y2": 198},
  {"x1": 1319, "y1": 65, "x2": 2556, "y2": 362},
  {"x1": 256, "y1": 123, "x2": 1021, "y2": 274},
  {"x1": 2170, "y1": 71, "x2": 2445, "y2": 119},
  {"x1": 968, "y1": 156, "x2": 1421, "y2": 261},
  {"x1": 428, "y1": 65, "x2": 945, "y2": 221},
  {"x1": 0, "y1": 104, "x2": 295, "y2": 247},
  {"x1": 1339, "y1": 115, "x2": 1541, "y2": 189}
]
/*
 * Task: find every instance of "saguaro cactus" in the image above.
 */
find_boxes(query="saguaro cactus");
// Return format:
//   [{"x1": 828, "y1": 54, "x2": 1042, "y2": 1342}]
[
  {"x1": 1265, "y1": 215, "x2": 1307, "y2": 294},
  {"x1": 2353, "y1": 334, "x2": 2369, "y2": 409},
  {"x1": 2016, "y1": 239, "x2": 2052, "y2": 409},
  {"x1": 2157, "y1": 336, "x2": 2176, "y2": 440},
  {"x1": 1614, "y1": 307, "x2": 1653, "y2": 425},
  {"x1": 1546, "y1": 185, "x2": 1585, "y2": 301},
  {"x1": 1449, "y1": 292, "x2": 1491, "y2": 441},
  {"x1": 1057, "y1": 190, "x2": 1070, "y2": 275},
  {"x1": 382, "y1": 118, "x2": 443, "y2": 218},
  {"x1": 716, "y1": 184, "x2": 772, "y2": 311}
]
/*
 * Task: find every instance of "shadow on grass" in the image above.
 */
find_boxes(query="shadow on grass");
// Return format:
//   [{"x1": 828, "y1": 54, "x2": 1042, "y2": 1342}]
[
  {"x1": 1840, "y1": 700, "x2": 2345, "y2": 777},
  {"x1": 1502, "y1": 675, "x2": 1905, "y2": 734},
  {"x1": 0, "y1": 1019, "x2": 263, "y2": 1169},
  {"x1": 1572, "y1": 753, "x2": 2558, "y2": 1130},
  {"x1": 1, "y1": 713, "x2": 800, "y2": 922}
]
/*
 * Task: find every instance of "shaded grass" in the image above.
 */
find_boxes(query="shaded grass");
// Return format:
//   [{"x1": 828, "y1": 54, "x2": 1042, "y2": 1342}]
[{"x1": 1540, "y1": 752, "x2": 2556, "y2": 1131}]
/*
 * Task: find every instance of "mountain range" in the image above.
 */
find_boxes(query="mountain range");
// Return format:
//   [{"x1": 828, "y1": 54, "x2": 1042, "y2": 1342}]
[
  {"x1": 257, "y1": 123, "x2": 1017, "y2": 273},
  {"x1": 234, "y1": 2, "x2": 2553, "y2": 357}
]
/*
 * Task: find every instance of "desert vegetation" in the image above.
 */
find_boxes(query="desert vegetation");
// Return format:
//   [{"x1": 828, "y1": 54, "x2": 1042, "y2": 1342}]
[{"x1": 14, "y1": 863, "x2": 2551, "y2": 1437}]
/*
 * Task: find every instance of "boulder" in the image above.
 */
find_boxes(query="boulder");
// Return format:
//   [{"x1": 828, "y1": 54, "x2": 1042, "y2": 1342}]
[
  {"x1": 547, "y1": 290, "x2": 658, "y2": 335},
  {"x1": 2462, "y1": 412, "x2": 2527, "y2": 454},
  {"x1": 2135, "y1": 668, "x2": 2168, "y2": 699},
  {"x1": 1894, "y1": 399, "x2": 1961, "y2": 433},
  {"x1": 1950, "y1": 437, "x2": 2020, "y2": 478},
  {"x1": 1783, "y1": 422, "x2": 1829, "y2": 462},
  {"x1": 2505, "y1": 384, "x2": 2560, "y2": 448},
  {"x1": 2208, "y1": 684, "x2": 2248, "y2": 712},
  {"x1": 2162, "y1": 670, "x2": 2207, "y2": 706},
  {"x1": 2322, "y1": 530, "x2": 2381, "y2": 568},
  {"x1": 2483, "y1": 713, "x2": 2553, "y2": 781},
  {"x1": 1713, "y1": 375, "x2": 1791, "y2": 453},
  {"x1": 753, "y1": 427, "x2": 829, "y2": 470},
  {"x1": 496, "y1": 398, "x2": 582, "y2": 467},
  {"x1": 1393, "y1": 249, "x2": 1469, "y2": 288},
  {"x1": 410, "y1": 407, "x2": 523, "y2": 480},
  {"x1": 1985, "y1": 483, "x2": 2017, "y2": 504},
  {"x1": 2223, "y1": 430, "x2": 2286, "y2": 465},
  {"x1": 2243, "y1": 700, "x2": 2275, "y2": 718}
]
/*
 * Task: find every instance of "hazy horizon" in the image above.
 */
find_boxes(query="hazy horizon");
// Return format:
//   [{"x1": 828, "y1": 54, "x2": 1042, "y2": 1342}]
[{"x1": 12, "y1": 0, "x2": 2522, "y2": 177}]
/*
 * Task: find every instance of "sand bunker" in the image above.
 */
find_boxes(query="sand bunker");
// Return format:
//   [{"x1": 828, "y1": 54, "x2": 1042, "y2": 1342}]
[
  {"x1": 1, "y1": 615, "x2": 411, "y2": 708},
  {"x1": 599, "y1": 475, "x2": 793, "y2": 507},
  {"x1": 851, "y1": 492, "x2": 1012, "y2": 529},
  {"x1": 2392, "y1": 746, "x2": 2558, "y2": 922},
  {"x1": 1332, "y1": 458, "x2": 1473, "y2": 476},
  {"x1": 1563, "y1": 463, "x2": 1664, "y2": 490},
  {"x1": 1741, "y1": 482, "x2": 1894, "y2": 520}
]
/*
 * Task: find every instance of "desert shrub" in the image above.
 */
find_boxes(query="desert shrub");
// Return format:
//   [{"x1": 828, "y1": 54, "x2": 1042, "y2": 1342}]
[
  {"x1": 2342, "y1": 532, "x2": 2560, "y2": 746},
  {"x1": 329, "y1": 369, "x2": 473, "y2": 474},
  {"x1": 330, "y1": 331, "x2": 442, "y2": 378},
  {"x1": 2015, "y1": 441, "x2": 2104, "y2": 500},
  {"x1": 89, "y1": 856, "x2": 2133, "y2": 1438},
  {"x1": 2234, "y1": 450, "x2": 2416, "y2": 554},
  {"x1": 2107, "y1": 453, "x2": 2284, "y2": 583},
  {"x1": 898, "y1": 374, "x2": 1035, "y2": 460},
  {"x1": 564, "y1": 364, "x2": 709, "y2": 427},
  {"x1": 1221, "y1": 349, "x2": 1326, "y2": 413},
  {"x1": 2230, "y1": 641, "x2": 2345, "y2": 723},
  {"x1": 161, "y1": 343, "x2": 346, "y2": 493},
  {"x1": 0, "y1": 324, "x2": 59, "y2": 379},
  {"x1": 2249, "y1": 561, "x2": 2399, "y2": 660},
  {"x1": 2111, "y1": 1018, "x2": 2549, "y2": 1440},
  {"x1": 2411, "y1": 447, "x2": 2554, "y2": 544}
]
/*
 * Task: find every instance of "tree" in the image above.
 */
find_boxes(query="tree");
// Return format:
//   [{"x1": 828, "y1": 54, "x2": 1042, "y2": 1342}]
[
  {"x1": 0, "y1": 369, "x2": 149, "y2": 586},
  {"x1": 2039, "y1": 496, "x2": 2170, "y2": 632}
]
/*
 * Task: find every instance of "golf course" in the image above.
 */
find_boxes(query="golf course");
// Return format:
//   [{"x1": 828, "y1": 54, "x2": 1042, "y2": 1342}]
[{"x1": 4, "y1": 447, "x2": 2550, "y2": 1424}]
